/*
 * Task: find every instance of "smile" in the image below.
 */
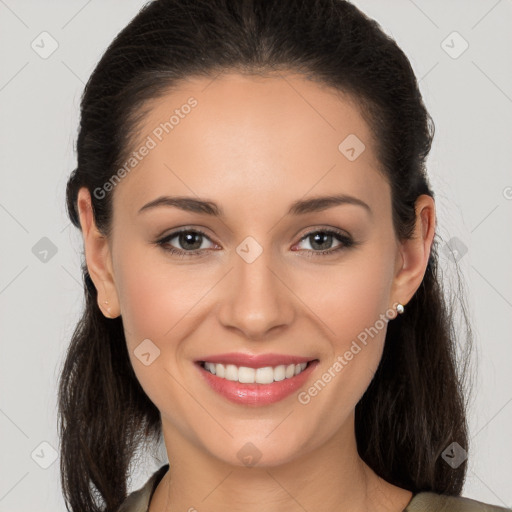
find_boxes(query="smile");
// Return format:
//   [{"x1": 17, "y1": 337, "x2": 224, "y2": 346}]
[
  {"x1": 195, "y1": 359, "x2": 320, "y2": 406},
  {"x1": 199, "y1": 361, "x2": 310, "y2": 384}
]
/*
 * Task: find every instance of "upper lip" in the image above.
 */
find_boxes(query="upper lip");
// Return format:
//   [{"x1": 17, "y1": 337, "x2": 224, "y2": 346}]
[{"x1": 196, "y1": 352, "x2": 317, "y2": 369}]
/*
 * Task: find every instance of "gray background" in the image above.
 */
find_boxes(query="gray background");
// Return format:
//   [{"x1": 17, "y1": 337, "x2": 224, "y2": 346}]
[{"x1": 0, "y1": 0, "x2": 511, "y2": 510}]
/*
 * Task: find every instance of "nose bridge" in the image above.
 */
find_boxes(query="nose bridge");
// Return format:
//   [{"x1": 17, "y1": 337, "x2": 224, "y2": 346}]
[{"x1": 217, "y1": 235, "x2": 294, "y2": 338}]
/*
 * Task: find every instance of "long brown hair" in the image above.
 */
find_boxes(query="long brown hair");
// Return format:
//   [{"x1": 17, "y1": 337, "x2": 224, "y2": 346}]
[{"x1": 58, "y1": 1, "x2": 473, "y2": 510}]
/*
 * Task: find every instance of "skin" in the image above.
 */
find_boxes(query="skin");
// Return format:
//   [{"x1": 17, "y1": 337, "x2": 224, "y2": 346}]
[{"x1": 77, "y1": 72, "x2": 435, "y2": 512}]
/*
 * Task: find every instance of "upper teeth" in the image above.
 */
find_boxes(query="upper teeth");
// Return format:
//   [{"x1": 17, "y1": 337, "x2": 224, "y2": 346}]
[{"x1": 203, "y1": 362, "x2": 308, "y2": 384}]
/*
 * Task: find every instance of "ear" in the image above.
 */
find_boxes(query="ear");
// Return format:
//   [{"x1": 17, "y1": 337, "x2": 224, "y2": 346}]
[
  {"x1": 76, "y1": 187, "x2": 120, "y2": 318},
  {"x1": 390, "y1": 194, "x2": 436, "y2": 310}
]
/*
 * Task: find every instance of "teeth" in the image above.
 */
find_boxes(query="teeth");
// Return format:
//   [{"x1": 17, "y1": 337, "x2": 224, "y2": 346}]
[{"x1": 203, "y1": 362, "x2": 308, "y2": 384}]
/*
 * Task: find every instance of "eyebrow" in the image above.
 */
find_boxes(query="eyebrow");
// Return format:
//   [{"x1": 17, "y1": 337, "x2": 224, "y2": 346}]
[{"x1": 137, "y1": 193, "x2": 372, "y2": 217}]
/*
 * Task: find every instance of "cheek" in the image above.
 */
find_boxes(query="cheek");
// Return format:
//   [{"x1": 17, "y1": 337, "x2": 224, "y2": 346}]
[
  {"x1": 294, "y1": 253, "x2": 395, "y2": 418},
  {"x1": 297, "y1": 247, "x2": 395, "y2": 340},
  {"x1": 113, "y1": 246, "x2": 217, "y2": 405},
  {"x1": 113, "y1": 242, "x2": 213, "y2": 347}
]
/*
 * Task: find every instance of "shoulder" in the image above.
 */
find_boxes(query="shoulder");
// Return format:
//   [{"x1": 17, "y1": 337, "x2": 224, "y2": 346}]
[
  {"x1": 117, "y1": 464, "x2": 169, "y2": 512},
  {"x1": 405, "y1": 491, "x2": 511, "y2": 512}
]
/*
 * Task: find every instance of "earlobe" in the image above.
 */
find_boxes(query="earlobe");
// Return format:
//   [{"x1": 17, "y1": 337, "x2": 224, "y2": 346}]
[
  {"x1": 390, "y1": 194, "x2": 436, "y2": 310},
  {"x1": 76, "y1": 187, "x2": 120, "y2": 318}
]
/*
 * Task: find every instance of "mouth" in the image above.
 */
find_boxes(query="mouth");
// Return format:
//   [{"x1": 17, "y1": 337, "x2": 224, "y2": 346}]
[{"x1": 193, "y1": 356, "x2": 320, "y2": 406}]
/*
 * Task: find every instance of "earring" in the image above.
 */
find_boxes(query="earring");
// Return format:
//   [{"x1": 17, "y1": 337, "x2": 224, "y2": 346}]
[
  {"x1": 396, "y1": 303, "x2": 405, "y2": 315},
  {"x1": 103, "y1": 299, "x2": 112, "y2": 315}
]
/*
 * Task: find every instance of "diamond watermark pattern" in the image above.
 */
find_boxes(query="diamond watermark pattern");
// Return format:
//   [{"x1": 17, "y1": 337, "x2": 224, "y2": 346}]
[
  {"x1": 31, "y1": 237, "x2": 58, "y2": 263},
  {"x1": 134, "y1": 338, "x2": 161, "y2": 366},
  {"x1": 236, "y1": 236, "x2": 263, "y2": 264},
  {"x1": 31, "y1": 31, "x2": 59, "y2": 59},
  {"x1": 236, "y1": 442, "x2": 262, "y2": 467},
  {"x1": 338, "y1": 134, "x2": 366, "y2": 161},
  {"x1": 442, "y1": 237, "x2": 468, "y2": 263},
  {"x1": 31, "y1": 441, "x2": 58, "y2": 469},
  {"x1": 441, "y1": 31, "x2": 469, "y2": 59},
  {"x1": 441, "y1": 441, "x2": 468, "y2": 469}
]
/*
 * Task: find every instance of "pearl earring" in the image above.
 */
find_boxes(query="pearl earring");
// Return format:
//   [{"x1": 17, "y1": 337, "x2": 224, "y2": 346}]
[{"x1": 396, "y1": 303, "x2": 405, "y2": 315}]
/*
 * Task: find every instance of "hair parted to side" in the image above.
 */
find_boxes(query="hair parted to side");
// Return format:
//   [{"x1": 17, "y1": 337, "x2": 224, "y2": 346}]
[{"x1": 59, "y1": 1, "x2": 473, "y2": 511}]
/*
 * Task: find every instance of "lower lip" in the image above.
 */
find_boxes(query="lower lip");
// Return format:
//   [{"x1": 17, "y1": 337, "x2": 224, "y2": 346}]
[{"x1": 195, "y1": 360, "x2": 319, "y2": 406}]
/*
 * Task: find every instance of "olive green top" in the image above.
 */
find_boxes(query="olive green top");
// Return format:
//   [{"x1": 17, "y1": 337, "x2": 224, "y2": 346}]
[{"x1": 117, "y1": 464, "x2": 511, "y2": 512}]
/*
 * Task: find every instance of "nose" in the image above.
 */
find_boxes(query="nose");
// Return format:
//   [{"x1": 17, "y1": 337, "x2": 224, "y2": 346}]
[{"x1": 217, "y1": 245, "x2": 295, "y2": 340}]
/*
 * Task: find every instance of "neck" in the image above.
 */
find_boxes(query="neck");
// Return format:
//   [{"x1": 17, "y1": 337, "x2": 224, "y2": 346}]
[{"x1": 149, "y1": 412, "x2": 412, "y2": 512}]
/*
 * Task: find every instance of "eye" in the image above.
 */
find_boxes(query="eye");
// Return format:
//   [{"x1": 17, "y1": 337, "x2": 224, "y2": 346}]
[
  {"x1": 156, "y1": 228, "x2": 217, "y2": 257},
  {"x1": 292, "y1": 229, "x2": 354, "y2": 256},
  {"x1": 155, "y1": 227, "x2": 356, "y2": 258}
]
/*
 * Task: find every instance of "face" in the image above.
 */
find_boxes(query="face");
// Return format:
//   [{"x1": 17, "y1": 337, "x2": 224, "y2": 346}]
[{"x1": 87, "y1": 72, "x2": 414, "y2": 468}]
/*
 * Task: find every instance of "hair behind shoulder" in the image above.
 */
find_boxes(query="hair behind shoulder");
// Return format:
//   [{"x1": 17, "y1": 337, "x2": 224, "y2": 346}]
[{"x1": 59, "y1": 1, "x2": 473, "y2": 510}]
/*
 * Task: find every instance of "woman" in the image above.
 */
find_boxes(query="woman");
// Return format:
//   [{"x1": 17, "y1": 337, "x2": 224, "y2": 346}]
[{"x1": 58, "y1": 0, "x2": 510, "y2": 511}]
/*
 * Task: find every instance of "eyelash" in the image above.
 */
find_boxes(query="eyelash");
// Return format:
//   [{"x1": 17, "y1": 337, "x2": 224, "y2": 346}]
[{"x1": 155, "y1": 227, "x2": 356, "y2": 258}]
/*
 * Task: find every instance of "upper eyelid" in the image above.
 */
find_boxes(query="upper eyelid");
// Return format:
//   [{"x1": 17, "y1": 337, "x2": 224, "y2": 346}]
[{"x1": 160, "y1": 228, "x2": 216, "y2": 244}]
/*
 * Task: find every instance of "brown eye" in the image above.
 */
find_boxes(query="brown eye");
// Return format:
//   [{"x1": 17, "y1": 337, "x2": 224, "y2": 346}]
[
  {"x1": 156, "y1": 229, "x2": 216, "y2": 256},
  {"x1": 293, "y1": 229, "x2": 354, "y2": 256}
]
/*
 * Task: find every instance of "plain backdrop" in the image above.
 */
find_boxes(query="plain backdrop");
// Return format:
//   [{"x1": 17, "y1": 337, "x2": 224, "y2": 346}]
[{"x1": 0, "y1": 1, "x2": 511, "y2": 511}]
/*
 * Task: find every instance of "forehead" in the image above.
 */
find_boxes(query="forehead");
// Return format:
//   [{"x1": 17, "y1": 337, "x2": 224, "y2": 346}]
[{"x1": 113, "y1": 72, "x2": 387, "y2": 216}]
